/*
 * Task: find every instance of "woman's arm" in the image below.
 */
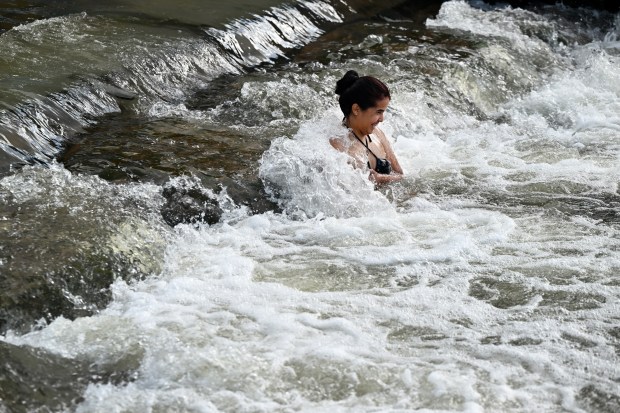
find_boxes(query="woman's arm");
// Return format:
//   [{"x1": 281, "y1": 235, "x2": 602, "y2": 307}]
[
  {"x1": 369, "y1": 169, "x2": 403, "y2": 184},
  {"x1": 371, "y1": 129, "x2": 403, "y2": 184}
]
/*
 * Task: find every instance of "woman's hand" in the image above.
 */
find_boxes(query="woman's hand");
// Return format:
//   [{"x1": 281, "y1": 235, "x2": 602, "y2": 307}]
[{"x1": 369, "y1": 169, "x2": 403, "y2": 184}]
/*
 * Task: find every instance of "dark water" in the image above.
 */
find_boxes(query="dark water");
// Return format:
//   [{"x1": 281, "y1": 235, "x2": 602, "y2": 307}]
[{"x1": 1, "y1": 1, "x2": 620, "y2": 412}]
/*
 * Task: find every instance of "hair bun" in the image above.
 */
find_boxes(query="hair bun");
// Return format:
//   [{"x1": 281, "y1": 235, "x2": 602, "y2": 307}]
[{"x1": 335, "y1": 70, "x2": 360, "y2": 95}]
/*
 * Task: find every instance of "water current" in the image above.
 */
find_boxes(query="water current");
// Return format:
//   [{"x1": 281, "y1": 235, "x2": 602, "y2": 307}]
[{"x1": 1, "y1": 0, "x2": 619, "y2": 412}]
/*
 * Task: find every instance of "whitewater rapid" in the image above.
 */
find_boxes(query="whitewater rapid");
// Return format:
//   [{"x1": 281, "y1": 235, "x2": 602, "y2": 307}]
[{"x1": 2, "y1": 1, "x2": 620, "y2": 412}]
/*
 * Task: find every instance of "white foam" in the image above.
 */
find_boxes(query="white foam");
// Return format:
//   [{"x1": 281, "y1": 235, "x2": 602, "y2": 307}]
[
  {"x1": 259, "y1": 110, "x2": 395, "y2": 219},
  {"x1": 3, "y1": 192, "x2": 528, "y2": 411},
  {"x1": 426, "y1": 1, "x2": 552, "y2": 53}
]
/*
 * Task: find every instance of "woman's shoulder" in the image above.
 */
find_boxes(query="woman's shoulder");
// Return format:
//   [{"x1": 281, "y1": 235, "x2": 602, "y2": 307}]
[
  {"x1": 373, "y1": 126, "x2": 387, "y2": 138},
  {"x1": 371, "y1": 127, "x2": 389, "y2": 144},
  {"x1": 329, "y1": 136, "x2": 342, "y2": 150},
  {"x1": 330, "y1": 130, "x2": 354, "y2": 150}
]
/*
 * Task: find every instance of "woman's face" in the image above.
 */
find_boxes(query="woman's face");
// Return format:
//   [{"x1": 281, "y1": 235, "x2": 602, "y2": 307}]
[{"x1": 351, "y1": 96, "x2": 390, "y2": 136}]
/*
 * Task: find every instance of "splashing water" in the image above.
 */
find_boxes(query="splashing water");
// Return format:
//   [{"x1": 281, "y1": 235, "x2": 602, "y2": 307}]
[{"x1": 2, "y1": 1, "x2": 620, "y2": 412}]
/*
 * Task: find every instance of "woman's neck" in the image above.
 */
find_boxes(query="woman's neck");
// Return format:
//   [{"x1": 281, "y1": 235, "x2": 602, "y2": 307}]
[{"x1": 344, "y1": 117, "x2": 366, "y2": 139}]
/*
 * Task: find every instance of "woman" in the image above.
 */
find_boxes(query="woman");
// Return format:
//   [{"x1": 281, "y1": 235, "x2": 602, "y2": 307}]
[{"x1": 330, "y1": 70, "x2": 403, "y2": 185}]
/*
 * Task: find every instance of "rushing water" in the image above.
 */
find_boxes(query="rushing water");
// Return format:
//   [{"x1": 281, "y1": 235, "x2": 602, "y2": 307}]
[{"x1": 1, "y1": 0, "x2": 620, "y2": 412}]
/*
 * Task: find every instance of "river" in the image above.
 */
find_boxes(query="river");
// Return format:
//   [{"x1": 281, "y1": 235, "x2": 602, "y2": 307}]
[{"x1": 1, "y1": 0, "x2": 619, "y2": 412}]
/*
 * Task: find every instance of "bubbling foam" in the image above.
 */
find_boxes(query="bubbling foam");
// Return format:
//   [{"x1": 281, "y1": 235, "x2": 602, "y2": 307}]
[
  {"x1": 259, "y1": 111, "x2": 394, "y2": 219},
  {"x1": 3, "y1": 188, "x2": 521, "y2": 412}
]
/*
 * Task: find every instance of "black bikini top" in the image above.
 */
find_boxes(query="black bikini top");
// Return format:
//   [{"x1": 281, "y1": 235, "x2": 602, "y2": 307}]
[{"x1": 352, "y1": 132, "x2": 392, "y2": 175}]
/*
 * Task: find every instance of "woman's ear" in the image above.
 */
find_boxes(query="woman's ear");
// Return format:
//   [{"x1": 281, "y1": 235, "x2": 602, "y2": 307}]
[{"x1": 352, "y1": 103, "x2": 361, "y2": 116}]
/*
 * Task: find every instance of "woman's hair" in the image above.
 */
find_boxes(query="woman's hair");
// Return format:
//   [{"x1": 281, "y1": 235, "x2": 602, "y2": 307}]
[{"x1": 335, "y1": 70, "x2": 390, "y2": 117}]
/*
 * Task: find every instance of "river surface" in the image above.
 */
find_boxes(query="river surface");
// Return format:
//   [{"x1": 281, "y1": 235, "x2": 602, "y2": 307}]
[{"x1": 1, "y1": 0, "x2": 619, "y2": 412}]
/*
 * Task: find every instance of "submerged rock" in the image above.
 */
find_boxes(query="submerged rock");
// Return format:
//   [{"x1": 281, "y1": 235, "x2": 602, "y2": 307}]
[
  {"x1": 0, "y1": 341, "x2": 139, "y2": 413},
  {"x1": 0, "y1": 168, "x2": 168, "y2": 335},
  {"x1": 161, "y1": 179, "x2": 223, "y2": 227}
]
